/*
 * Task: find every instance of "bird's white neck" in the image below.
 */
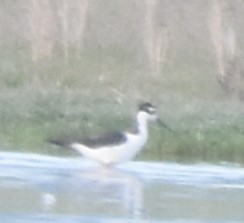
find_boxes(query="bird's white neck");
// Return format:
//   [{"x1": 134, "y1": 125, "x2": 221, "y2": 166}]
[{"x1": 136, "y1": 112, "x2": 149, "y2": 139}]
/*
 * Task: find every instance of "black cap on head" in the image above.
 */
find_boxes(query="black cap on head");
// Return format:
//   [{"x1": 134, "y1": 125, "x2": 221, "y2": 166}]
[{"x1": 138, "y1": 102, "x2": 155, "y2": 114}]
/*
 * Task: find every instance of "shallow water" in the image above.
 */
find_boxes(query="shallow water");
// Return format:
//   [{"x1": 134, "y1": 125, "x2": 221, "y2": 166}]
[{"x1": 0, "y1": 152, "x2": 244, "y2": 222}]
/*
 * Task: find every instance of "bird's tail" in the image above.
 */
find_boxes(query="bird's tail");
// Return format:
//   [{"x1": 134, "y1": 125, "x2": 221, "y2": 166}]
[
  {"x1": 47, "y1": 138, "x2": 70, "y2": 147},
  {"x1": 47, "y1": 138, "x2": 86, "y2": 156}
]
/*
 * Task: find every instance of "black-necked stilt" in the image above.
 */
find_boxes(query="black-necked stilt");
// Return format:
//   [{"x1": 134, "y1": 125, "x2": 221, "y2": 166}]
[{"x1": 49, "y1": 102, "x2": 170, "y2": 167}]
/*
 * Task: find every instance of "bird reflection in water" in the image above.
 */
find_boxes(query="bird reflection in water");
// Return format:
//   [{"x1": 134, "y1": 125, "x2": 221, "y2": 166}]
[{"x1": 41, "y1": 167, "x2": 144, "y2": 219}]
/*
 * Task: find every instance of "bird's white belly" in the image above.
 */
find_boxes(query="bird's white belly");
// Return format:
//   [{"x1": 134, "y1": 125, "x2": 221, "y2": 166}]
[{"x1": 71, "y1": 134, "x2": 147, "y2": 166}]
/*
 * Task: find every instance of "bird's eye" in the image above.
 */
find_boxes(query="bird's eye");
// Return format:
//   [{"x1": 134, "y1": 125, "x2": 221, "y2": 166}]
[{"x1": 147, "y1": 107, "x2": 155, "y2": 114}]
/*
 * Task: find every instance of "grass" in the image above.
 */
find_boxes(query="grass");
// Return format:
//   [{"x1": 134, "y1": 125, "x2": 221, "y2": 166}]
[
  {"x1": 0, "y1": 87, "x2": 244, "y2": 164},
  {"x1": 0, "y1": 44, "x2": 244, "y2": 164}
]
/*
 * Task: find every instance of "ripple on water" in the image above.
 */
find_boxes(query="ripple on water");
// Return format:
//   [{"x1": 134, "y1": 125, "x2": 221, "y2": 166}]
[
  {"x1": 0, "y1": 152, "x2": 244, "y2": 222},
  {"x1": 0, "y1": 152, "x2": 244, "y2": 188}
]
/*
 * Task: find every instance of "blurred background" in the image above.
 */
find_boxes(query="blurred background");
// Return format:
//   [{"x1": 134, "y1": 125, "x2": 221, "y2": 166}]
[
  {"x1": 1, "y1": 1, "x2": 244, "y2": 222},
  {"x1": 0, "y1": 0, "x2": 244, "y2": 163}
]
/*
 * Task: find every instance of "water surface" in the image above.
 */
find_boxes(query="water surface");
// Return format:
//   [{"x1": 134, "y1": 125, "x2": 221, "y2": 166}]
[{"x1": 0, "y1": 152, "x2": 243, "y2": 222}]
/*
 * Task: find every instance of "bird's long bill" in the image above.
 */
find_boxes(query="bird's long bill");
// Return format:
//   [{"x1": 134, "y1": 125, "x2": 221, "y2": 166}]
[{"x1": 157, "y1": 118, "x2": 174, "y2": 133}]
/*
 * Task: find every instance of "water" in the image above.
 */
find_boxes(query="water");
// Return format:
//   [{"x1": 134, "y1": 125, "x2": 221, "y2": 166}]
[{"x1": 0, "y1": 152, "x2": 243, "y2": 222}]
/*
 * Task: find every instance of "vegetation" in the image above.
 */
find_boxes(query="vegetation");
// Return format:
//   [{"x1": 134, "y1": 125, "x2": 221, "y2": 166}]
[
  {"x1": 0, "y1": 1, "x2": 244, "y2": 164},
  {"x1": 1, "y1": 81, "x2": 244, "y2": 164}
]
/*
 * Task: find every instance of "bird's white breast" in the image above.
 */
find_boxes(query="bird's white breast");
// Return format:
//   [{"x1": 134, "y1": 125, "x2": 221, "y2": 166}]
[{"x1": 71, "y1": 132, "x2": 148, "y2": 166}]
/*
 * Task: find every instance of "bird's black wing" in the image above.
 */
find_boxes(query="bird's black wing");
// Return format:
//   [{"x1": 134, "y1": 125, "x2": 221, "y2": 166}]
[{"x1": 80, "y1": 131, "x2": 127, "y2": 149}]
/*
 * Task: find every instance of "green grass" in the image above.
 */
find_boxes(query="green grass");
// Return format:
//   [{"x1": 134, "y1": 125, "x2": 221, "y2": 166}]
[
  {"x1": 0, "y1": 87, "x2": 244, "y2": 164},
  {"x1": 0, "y1": 44, "x2": 244, "y2": 164}
]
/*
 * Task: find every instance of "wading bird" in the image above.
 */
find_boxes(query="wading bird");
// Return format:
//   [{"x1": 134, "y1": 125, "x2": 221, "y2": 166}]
[{"x1": 49, "y1": 102, "x2": 172, "y2": 167}]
